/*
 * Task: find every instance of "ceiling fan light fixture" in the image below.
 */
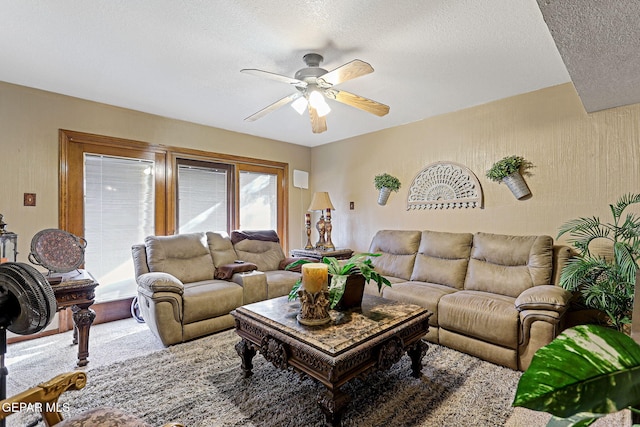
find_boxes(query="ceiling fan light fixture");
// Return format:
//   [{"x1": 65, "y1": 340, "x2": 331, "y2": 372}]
[
  {"x1": 291, "y1": 96, "x2": 308, "y2": 115},
  {"x1": 309, "y1": 90, "x2": 331, "y2": 117}
]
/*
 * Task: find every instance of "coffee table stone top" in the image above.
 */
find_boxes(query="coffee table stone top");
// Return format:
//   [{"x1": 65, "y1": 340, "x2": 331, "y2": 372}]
[{"x1": 233, "y1": 295, "x2": 430, "y2": 355}]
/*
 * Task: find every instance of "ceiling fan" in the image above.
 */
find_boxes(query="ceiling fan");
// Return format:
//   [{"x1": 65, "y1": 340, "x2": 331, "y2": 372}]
[{"x1": 241, "y1": 53, "x2": 390, "y2": 134}]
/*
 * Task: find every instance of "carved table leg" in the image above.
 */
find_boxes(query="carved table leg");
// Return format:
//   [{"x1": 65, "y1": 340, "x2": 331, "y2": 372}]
[
  {"x1": 407, "y1": 339, "x2": 429, "y2": 378},
  {"x1": 318, "y1": 387, "x2": 351, "y2": 427},
  {"x1": 71, "y1": 304, "x2": 96, "y2": 367},
  {"x1": 235, "y1": 339, "x2": 256, "y2": 378}
]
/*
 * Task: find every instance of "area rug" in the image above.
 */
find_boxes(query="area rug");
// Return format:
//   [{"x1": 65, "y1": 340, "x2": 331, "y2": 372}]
[{"x1": 14, "y1": 329, "x2": 522, "y2": 427}]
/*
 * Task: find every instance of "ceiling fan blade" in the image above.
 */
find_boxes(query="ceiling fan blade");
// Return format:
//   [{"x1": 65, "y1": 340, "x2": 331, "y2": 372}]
[
  {"x1": 244, "y1": 93, "x2": 301, "y2": 122},
  {"x1": 308, "y1": 106, "x2": 327, "y2": 134},
  {"x1": 329, "y1": 89, "x2": 390, "y2": 117},
  {"x1": 241, "y1": 69, "x2": 306, "y2": 87},
  {"x1": 316, "y1": 60, "x2": 374, "y2": 87}
]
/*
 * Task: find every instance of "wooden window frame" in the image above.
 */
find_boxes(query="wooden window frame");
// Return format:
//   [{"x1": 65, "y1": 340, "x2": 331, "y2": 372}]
[{"x1": 60, "y1": 129, "x2": 289, "y2": 248}]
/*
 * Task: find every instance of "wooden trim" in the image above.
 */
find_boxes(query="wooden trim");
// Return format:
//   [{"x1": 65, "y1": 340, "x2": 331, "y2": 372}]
[
  {"x1": 237, "y1": 163, "x2": 288, "y2": 252},
  {"x1": 59, "y1": 130, "x2": 170, "y2": 237}
]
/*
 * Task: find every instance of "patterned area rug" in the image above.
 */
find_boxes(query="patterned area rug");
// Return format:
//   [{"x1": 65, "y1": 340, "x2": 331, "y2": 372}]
[{"x1": 12, "y1": 329, "x2": 522, "y2": 427}]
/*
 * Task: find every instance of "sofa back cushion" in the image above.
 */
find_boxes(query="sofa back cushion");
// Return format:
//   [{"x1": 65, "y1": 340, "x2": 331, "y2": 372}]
[
  {"x1": 206, "y1": 231, "x2": 238, "y2": 267},
  {"x1": 231, "y1": 230, "x2": 285, "y2": 271},
  {"x1": 465, "y1": 232, "x2": 554, "y2": 297},
  {"x1": 145, "y1": 232, "x2": 214, "y2": 283},
  {"x1": 368, "y1": 230, "x2": 421, "y2": 280},
  {"x1": 410, "y1": 230, "x2": 473, "y2": 289}
]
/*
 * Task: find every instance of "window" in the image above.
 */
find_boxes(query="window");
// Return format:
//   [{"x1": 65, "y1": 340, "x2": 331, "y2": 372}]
[
  {"x1": 60, "y1": 130, "x2": 288, "y2": 316},
  {"x1": 177, "y1": 160, "x2": 232, "y2": 234},
  {"x1": 239, "y1": 170, "x2": 278, "y2": 230},
  {"x1": 84, "y1": 155, "x2": 155, "y2": 301}
]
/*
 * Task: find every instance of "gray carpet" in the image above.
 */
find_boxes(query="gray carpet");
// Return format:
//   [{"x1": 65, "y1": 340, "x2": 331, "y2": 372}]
[{"x1": 4, "y1": 319, "x2": 630, "y2": 427}]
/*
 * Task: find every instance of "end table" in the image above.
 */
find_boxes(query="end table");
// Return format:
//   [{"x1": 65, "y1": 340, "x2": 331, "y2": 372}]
[{"x1": 290, "y1": 248, "x2": 353, "y2": 261}]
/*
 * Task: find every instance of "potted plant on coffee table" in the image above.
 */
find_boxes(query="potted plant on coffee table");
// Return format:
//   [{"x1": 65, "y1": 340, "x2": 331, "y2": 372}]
[
  {"x1": 374, "y1": 173, "x2": 401, "y2": 206},
  {"x1": 486, "y1": 155, "x2": 533, "y2": 199},
  {"x1": 286, "y1": 253, "x2": 391, "y2": 309}
]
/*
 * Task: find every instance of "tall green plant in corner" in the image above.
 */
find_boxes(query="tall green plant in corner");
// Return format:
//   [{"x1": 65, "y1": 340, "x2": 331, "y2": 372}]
[{"x1": 557, "y1": 193, "x2": 640, "y2": 332}]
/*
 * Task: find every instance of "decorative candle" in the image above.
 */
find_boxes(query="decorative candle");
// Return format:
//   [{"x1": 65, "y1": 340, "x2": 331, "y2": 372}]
[
  {"x1": 301, "y1": 263, "x2": 328, "y2": 294},
  {"x1": 305, "y1": 213, "x2": 311, "y2": 226}
]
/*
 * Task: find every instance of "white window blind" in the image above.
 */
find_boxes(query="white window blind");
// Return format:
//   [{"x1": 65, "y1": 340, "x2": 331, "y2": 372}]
[
  {"x1": 177, "y1": 164, "x2": 228, "y2": 233},
  {"x1": 84, "y1": 155, "x2": 155, "y2": 302}
]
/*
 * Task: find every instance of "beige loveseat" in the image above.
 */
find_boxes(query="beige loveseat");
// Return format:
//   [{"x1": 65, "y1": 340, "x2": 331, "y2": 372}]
[
  {"x1": 366, "y1": 229, "x2": 573, "y2": 370},
  {"x1": 131, "y1": 230, "x2": 301, "y2": 346}
]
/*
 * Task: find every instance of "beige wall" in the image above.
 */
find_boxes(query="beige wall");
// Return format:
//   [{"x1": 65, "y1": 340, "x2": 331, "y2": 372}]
[
  {"x1": 3, "y1": 80, "x2": 640, "y2": 260},
  {"x1": 311, "y1": 83, "x2": 640, "y2": 252},
  {"x1": 0, "y1": 81, "x2": 312, "y2": 258}
]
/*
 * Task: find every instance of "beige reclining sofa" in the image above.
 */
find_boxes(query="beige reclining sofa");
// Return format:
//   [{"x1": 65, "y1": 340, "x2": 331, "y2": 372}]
[
  {"x1": 131, "y1": 230, "x2": 300, "y2": 346},
  {"x1": 366, "y1": 229, "x2": 573, "y2": 370}
]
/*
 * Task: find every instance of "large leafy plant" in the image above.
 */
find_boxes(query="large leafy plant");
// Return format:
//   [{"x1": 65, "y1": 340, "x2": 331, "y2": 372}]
[
  {"x1": 513, "y1": 324, "x2": 640, "y2": 426},
  {"x1": 286, "y1": 253, "x2": 391, "y2": 309},
  {"x1": 557, "y1": 193, "x2": 640, "y2": 331}
]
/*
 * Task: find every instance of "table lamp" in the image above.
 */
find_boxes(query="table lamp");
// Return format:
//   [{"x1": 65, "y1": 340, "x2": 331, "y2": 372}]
[{"x1": 308, "y1": 192, "x2": 335, "y2": 250}]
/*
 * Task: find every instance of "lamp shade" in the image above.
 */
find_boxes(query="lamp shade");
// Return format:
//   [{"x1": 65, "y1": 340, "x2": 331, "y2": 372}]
[{"x1": 308, "y1": 192, "x2": 335, "y2": 211}]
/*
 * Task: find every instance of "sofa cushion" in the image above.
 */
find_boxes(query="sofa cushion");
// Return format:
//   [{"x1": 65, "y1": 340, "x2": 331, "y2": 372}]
[
  {"x1": 410, "y1": 230, "x2": 473, "y2": 289},
  {"x1": 263, "y1": 270, "x2": 301, "y2": 298},
  {"x1": 233, "y1": 239, "x2": 285, "y2": 271},
  {"x1": 145, "y1": 233, "x2": 214, "y2": 283},
  {"x1": 464, "y1": 233, "x2": 553, "y2": 298},
  {"x1": 206, "y1": 231, "x2": 238, "y2": 267},
  {"x1": 382, "y1": 281, "x2": 457, "y2": 326},
  {"x1": 182, "y1": 280, "x2": 243, "y2": 324},
  {"x1": 438, "y1": 290, "x2": 520, "y2": 349},
  {"x1": 368, "y1": 230, "x2": 421, "y2": 280}
]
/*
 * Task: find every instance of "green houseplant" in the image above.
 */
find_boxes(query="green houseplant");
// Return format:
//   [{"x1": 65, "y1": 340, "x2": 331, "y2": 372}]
[
  {"x1": 374, "y1": 173, "x2": 401, "y2": 206},
  {"x1": 486, "y1": 155, "x2": 532, "y2": 199},
  {"x1": 557, "y1": 193, "x2": 640, "y2": 332},
  {"x1": 513, "y1": 324, "x2": 640, "y2": 426},
  {"x1": 286, "y1": 253, "x2": 391, "y2": 309}
]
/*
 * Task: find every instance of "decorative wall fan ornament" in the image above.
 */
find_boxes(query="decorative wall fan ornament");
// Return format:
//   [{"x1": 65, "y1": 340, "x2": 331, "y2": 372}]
[
  {"x1": 407, "y1": 161, "x2": 483, "y2": 210},
  {"x1": 241, "y1": 53, "x2": 390, "y2": 134}
]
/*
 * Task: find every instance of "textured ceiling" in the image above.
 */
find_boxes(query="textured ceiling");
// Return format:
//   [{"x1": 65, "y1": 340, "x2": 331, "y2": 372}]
[
  {"x1": 537, "y1": 0, "x2": 640, "y2": 113},
  {"x1": 1, "y1": 0, "x2": 620, "y2": 147}
]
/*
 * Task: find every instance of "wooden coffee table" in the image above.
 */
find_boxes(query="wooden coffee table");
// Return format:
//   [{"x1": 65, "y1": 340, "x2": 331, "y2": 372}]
[{"x1": 230, "y1": 295, "x2": 432, "y2": 426}]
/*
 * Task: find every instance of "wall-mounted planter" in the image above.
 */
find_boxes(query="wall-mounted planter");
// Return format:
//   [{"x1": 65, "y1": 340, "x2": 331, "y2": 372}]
[
  {"x1": 502, "y1": 172, "x2": 531, "y2": 199},
  {"x1": 378, "y1": 187, "x2": 392, "y2": 205},
  {"x1": 486, "y1": 155, "x2": 533, "y2": 200},
  {"x1": 374, "y1": 173, "x2": 401, "y2": 206}
]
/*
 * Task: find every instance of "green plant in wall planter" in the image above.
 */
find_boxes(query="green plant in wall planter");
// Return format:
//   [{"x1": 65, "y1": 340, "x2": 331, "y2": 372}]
[
  {"x1": 557, "y1": 193, "x2": 640, "y2": 332},
  {"x1": 486, "y1": 155, "x2": 533, "y2": 199},
  {"x1": 513, "y1": 324, "x2": 640, "y2": 426},
  {"x1": 374, "y1": 173, "x2": 401, "y2": 206}
]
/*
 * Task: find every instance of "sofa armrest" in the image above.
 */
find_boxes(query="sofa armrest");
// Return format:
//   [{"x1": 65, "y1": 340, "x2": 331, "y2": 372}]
[
  {"x1": 215, "y1": 262, "x2": 258, "y2": 279},
  {"x1": 232, "y1": 270, "x2": 267, "y2": 304},
  {"x1": 515, "y1": 285, "x2": 572, "y2": 313},
  {"x1": 136, "y1": 272, "x2": 185, "y2": 294}
]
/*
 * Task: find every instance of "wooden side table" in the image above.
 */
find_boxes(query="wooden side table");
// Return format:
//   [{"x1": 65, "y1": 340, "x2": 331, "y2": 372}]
[
  {"x1": 290, "y1": 248, "x2": 353, "y2": 261},
  {"x1": 49, "y1": 270, "x2": 99, "y2": 367}
]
